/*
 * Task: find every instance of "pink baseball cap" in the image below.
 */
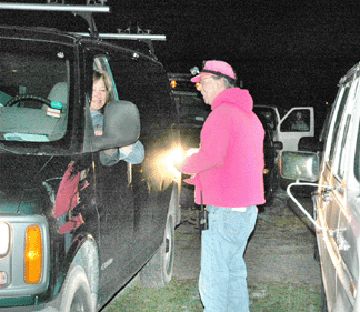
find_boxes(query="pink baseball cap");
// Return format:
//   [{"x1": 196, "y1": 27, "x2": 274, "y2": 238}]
[{"x1": 191, "y1": 60, "x2": 236, "y2": 83}]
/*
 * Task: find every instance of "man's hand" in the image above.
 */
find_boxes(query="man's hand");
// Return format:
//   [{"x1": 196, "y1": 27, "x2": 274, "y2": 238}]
[
  {"x1": 173, "y1": 160, "x2": 183, "y2": 173},
  {"x1": 186, "y1": 148, "x2": 199, "y2": 156}
]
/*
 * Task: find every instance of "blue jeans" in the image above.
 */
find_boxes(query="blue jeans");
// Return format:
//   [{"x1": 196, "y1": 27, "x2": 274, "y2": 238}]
[{"x1": 199, "y1": 205, "x2": 258, "y2": 312}]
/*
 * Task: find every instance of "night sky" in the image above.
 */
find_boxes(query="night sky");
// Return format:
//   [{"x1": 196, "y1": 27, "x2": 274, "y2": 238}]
[
  {"x1": 3, "y1": 0, "x2": 360, "y2": 121},
  {"x1": 98, "y1": 0, "x2": 360, "y2": 115}
]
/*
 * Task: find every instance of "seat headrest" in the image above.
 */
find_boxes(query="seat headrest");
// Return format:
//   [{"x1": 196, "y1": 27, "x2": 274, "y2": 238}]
[{"x1": 48, "y1": 82, "x2": 68, "y2": 107}]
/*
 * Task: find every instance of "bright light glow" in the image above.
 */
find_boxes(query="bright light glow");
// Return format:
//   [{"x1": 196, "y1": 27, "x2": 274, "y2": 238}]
[
  {"x1": 24, "y1": 225, "x2": 42, "y2": 284},
  {"x1": 263, "y1": 168, "x2": 270, "y2": 174},
  {"x1": 170, "y1": 80, "x2": 177, "y2": 89},
  {"x1": 0, "y1": 223, "x2": 10, "y2": 256},
  {"x1": 166, "y1": 148, "x2": 183, "y2": 175}
]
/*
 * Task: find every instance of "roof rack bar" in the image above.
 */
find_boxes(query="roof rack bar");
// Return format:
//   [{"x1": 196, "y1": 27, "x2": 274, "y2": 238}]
[
  {"x1": 0, "y1": 3, "x2": 110, "y2": 13},
  {"x1": 74, "y1": 33, "x2": 166, "y2": 41}
]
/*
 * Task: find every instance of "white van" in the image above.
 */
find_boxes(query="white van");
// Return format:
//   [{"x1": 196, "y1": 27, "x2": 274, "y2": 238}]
[
  {"x1": 254, "y1": 105, "x2": 314, "y2": 152},
  {"x1": 280, "y1": 61, "x2": 360, "y2": 311}
]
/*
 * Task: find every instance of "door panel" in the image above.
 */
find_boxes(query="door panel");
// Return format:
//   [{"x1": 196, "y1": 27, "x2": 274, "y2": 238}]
[{"x1": 95, "y1": 152, "x2": 134, "y2": 299}]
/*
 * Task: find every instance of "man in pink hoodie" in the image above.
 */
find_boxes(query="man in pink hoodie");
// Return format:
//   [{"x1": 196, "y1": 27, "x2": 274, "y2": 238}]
[{"x1": 176, "y1": 60, "x2": 264, "y2": 312}]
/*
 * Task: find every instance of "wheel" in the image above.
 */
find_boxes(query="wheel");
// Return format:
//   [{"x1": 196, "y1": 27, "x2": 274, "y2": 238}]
[
  {"x1": 5, "y1": 95, "x2": 51, "y2": 108},
  {"x1": 59, "y1": 264, "x2": 93, "y2": 312},
  {"x1": 139, "y1": 214, "x2": 174, "y2": 288}
]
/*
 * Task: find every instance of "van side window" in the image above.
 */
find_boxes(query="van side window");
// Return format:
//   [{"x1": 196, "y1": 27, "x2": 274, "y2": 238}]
[
  {"x1": 354, "y1": 121, "x2": 360, "y2": 181},
  {"x1": 328, "y1": 87, "x2": 349, "y2": 168},
  {"x1": 336, "y1": 114, "x2": 351, "y2": 180}
]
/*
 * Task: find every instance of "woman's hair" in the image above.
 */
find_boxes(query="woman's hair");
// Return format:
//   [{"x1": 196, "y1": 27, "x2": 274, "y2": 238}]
[{"x1": 93, "y1": 70, "x2": 113, "y2": 105}]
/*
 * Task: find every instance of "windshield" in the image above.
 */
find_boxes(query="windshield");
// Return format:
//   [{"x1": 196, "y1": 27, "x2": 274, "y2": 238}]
[{"x1": 0, "y1": 42, "x2": 70, "y2": 143}]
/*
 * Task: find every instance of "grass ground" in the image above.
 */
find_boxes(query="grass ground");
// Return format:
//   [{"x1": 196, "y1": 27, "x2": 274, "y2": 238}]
[{"x1": 103, "y1": 277, "x2": 321, "y2": 311}]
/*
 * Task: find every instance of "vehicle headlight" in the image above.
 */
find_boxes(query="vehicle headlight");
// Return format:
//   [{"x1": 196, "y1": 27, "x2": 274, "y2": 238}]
[
  {"x1": 166, "y1": 148, "x2": 183, "y2": 175},
  {"x1": 0, "y1": 222, "x2": 10, "y2": 257}
]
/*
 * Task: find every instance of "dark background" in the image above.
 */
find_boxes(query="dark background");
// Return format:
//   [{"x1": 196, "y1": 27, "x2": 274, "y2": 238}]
[
  {"x1": 3, "y1": 0, "x2": 360, "y2": 127},
  {"x1": 103, "y1": 1, "x2": 360, "y2": 108}
]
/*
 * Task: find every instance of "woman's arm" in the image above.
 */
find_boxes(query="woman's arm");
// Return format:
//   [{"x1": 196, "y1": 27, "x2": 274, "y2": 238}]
[{"x1": 100, "y1": 140, "x2": 144, "y2": 165}]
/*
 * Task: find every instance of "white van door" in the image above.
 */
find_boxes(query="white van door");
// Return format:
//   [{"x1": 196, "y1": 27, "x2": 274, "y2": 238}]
[{"x1": 278, "y1": 107, "x2": 314, "y2": 151}]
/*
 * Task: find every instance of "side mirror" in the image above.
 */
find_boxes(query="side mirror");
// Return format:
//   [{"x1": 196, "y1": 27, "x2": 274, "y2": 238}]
[
  {"x1": 298, "y1": 137, "x2": 323, "y2": 152},
  {"x1": 92, "y1": 100, "x2": 140, "y2": 151},
  {"x1": 280, "y1": 151, "x2": 320, "y2": 182}
]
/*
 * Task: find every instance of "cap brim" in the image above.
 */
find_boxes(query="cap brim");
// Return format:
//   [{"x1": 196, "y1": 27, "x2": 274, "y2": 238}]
[{"x1": 191, "y1": 75, "x2": 201, "y2": 83}]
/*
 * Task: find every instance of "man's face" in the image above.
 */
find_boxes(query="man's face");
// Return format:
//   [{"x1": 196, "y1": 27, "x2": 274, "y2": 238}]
[{"x1": 197, "y1": 75, "x2": 225, "y2": 105}]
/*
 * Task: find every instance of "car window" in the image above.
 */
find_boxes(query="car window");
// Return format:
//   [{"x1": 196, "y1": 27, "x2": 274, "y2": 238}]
[
  {"x1": 280, "y1": 109, "x2": 310, "y2": 132},
  {"x1": 329, "y1": 79, "x2": 358, "y2": 180},
  {"x1": 108, "y1": 57, "x2": 175, "y2": 132},
  {"x1": 0, "y1": 40, "x2": 70, "y2": 143},
  {"x1": 336, "y1": 114, "x2": 351, "y2": 180},
  {"x1": 327, "y1": 87, "x2": 350, "y2": 168},
  {"x1": 253, "y1": 108, "x2": 277, "y2": 130},
  {"x1": 354, "y1": 118, "x2": 360, "y2": 181},
  {"x1": 93, "y1": 56, "x2": 119, "y2": 102}
]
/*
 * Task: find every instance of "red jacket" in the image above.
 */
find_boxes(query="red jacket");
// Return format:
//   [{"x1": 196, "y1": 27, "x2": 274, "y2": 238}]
[{"x1": 181, "y1": 88, "x2": 265, "y2": 207}]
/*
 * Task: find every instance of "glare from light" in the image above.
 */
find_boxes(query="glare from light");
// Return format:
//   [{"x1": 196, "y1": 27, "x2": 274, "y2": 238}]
[{"x1": 166, "y1": 148, "x2": 183, "y2": 175}]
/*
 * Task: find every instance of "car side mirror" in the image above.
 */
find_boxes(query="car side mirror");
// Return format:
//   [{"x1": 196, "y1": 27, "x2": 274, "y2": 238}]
[
  {"x1": 92, "y1": 100, "x2": 140, "y2": 151},
  {"x1": 298, "y1": 137, "x2": 323, "y2": 152},
  {"x1": 280, "y1": 151, "x2": 320, "y2": 182}
]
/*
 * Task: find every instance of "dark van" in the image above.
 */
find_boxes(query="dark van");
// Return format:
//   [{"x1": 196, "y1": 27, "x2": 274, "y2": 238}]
[{"x1": 0, "y1": 3, "x2": 181, "y2": 311}]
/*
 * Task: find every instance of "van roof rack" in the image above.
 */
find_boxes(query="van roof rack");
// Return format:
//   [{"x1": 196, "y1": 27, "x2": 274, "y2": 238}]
[
  {"x1": 0, "y1": 1, "x2": 110, "y2": 38},
  {"x1": 75, "y1": 32, "x2": 166, "y2": 57},
  {"x1": 0, "y1": 1, "x2": 166, "y2": 57}
]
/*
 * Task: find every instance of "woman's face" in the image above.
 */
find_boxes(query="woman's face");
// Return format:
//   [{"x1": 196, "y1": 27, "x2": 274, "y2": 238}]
[{"x1": 90, "y1": 78, "x2": 107, "y2": 112}]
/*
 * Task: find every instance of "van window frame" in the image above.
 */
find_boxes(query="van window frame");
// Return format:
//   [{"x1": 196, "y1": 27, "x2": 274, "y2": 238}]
[
  {"x1": 326, "y1": 86, "x2": 350, "y2": 170},
  {"x1": 331, "y1": 79, "x2": 357, "y2": 182}
]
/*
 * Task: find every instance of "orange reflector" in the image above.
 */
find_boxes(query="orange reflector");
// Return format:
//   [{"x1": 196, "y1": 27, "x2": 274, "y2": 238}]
[
  {"x1": 170, "y1": 80, "x2": 177, "y2": 89},
  {"x1": 24, "y1": 225, "x2": 42, "y2": 284}
]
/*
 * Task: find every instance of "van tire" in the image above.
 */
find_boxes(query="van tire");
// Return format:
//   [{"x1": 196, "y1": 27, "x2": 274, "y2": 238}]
[
  {"x1": 59, "y1": 264, "x2": 93, "y2": 312},
  {"x1": 139, "y1": 215, "x2": 174, "y2": 288}
]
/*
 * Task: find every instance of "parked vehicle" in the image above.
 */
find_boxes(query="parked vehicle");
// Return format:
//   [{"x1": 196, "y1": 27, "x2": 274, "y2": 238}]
[
  {"x1": 0, "y1": 2, "x2": 181, "y2": 312},
  {"x1": 256, "y1": 117, "x2": 283, "y2": 209},
  {"x1": 168, "y1": 73, "x2": 210, "y2": 209},
  {"x1": 253, "y1": 105, "x2": 314, "y2": 152},
  {"x1": 280, "y1": 61, "x2": 360, "y2": 311}
]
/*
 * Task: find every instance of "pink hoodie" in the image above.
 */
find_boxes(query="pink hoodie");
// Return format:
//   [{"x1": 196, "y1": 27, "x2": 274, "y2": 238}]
[{"x1": 181, "y1": 88, "x2": 265, "y2": 207}]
